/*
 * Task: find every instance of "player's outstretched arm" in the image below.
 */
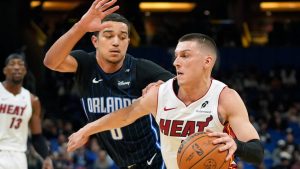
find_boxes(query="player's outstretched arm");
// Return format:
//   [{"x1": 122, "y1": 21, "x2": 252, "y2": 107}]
[
  {"x1": 44, "y1": 0, "x2": 119, "y2": 72},
  {"x1": 67, "y1": 85, "x2": 159, "y2": 152}
]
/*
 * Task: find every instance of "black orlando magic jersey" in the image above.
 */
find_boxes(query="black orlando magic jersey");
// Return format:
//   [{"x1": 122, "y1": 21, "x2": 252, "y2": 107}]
[{"x1": 71, "y1": 50, "x2": 174, "y2": 167}]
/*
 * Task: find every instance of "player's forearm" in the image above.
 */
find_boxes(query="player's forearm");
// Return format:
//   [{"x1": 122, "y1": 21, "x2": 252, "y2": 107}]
[
  {"x1": 44, "y1": 22, "x2": 86, "y2": 70},
  {"x1": 234, "y1": 139, "x2": 264, "y2": 165},
  {"x1": 31, "y1": 134, "x2": 50, "y2": 159},
  {"x1": 82, "y1": 105, "x2": 139, "y2": 137}
]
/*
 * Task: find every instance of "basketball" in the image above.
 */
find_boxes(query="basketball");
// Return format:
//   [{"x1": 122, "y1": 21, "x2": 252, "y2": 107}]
[{"x1": 177, "y1": 132, "x2": 230, "y2": 169}]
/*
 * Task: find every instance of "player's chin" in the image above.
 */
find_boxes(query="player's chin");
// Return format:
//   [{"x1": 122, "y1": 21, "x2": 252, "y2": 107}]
[
  {"x1": 177, "y1": 80, "x2": 185, "y2": 86},
  {"x1": 109, "y1": 54, "x2": 124, "y2": 61},
  {"x1": 109, "y1": 52, "x2": 123, "y2": 57},
  {"x1": 176, "y1": 77, "x2": 186, "y2": 86},
  {"x1": 12, "y1": 78, "x2": 23, "y2": 85}
]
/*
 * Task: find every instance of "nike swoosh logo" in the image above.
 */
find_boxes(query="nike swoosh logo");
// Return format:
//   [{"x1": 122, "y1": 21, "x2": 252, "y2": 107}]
[
  {"x1": 92, "y1": 78, "x2": 103, "y2": 83},
  {"x1": 147, "y1": 153, "x2": 157, "y2": 166},
  {"x1": 164, "y1": 107, "x2": 177, "y2": 111}
]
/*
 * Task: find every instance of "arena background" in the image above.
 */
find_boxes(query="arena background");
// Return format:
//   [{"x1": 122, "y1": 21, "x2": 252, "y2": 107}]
[{"x1": 1, "y1": 0, "x2": 300, "y2": 168}]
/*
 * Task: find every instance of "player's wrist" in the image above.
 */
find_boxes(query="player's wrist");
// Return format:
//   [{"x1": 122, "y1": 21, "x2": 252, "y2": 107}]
[
  {"x1": 234, "y1": 139, "x2": 264, "y2": 165},
  {"x1": 80, "y1": 125, "x2": 91, "y2": 138},
  {"x1": 73, "y1": 21, "x2": 88, "y2": 34}
]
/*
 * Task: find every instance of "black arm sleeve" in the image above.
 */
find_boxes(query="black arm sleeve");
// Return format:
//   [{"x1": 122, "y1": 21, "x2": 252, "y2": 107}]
[
  {"x1": 234, "y1": 139, "x2": 264, "y2": 165},
  {"x1": 31, "y1": 134, "x2": 49, "y2": 159}
]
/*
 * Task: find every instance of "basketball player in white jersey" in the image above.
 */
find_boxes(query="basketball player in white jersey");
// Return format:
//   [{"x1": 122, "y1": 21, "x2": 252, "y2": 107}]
[
  {"x1": 0, "y1": 53, "x2": 53, "y2": 169},
  {"x1": 67, "y1": 33, "x2": 264, "y2": 168}
]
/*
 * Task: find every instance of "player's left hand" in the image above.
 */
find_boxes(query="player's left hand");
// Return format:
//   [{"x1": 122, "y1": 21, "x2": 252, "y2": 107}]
[
  {"x1": 206, "y1": 129, "x2": 237, "y2": 161},
  {"x1": 67, "y1": 129, "x2": 89, "y2": 152},
  {"x1": 42, "y1": 157, "x2": 53, "y2": 169}
]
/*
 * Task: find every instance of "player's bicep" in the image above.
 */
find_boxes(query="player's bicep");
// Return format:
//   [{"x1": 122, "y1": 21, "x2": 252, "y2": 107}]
[
  {"x1": 51, "y1": 55, "x2": 78, "y2": 72},
  {"x1": 29, "y1": 94, "x2": 42, "y2": 134},
  {"x1": 219, "y1": 88, "x2": 259, "y2": 141}
]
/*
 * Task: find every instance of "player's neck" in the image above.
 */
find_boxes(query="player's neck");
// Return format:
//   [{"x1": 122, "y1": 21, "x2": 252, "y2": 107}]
[
  {"x1": 2, "y1": 81, "x2": 22, "y2": 95},
  {"x1": 97, "y1": 57, "x2": 123, "y2": 73},
  {"x1": 178, "y1": 78, "x2": 212, "y2": 106}
]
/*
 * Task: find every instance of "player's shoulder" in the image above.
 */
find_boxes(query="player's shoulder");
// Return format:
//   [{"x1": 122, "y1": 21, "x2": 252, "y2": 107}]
[
  {"x1": 220, "y1": 86, "x2": 239, "y2": 98},
  {"x1": 222, "y1": 85, "x2": 239, "y2": 94},
  {"x1": 29, "y1": 92, "x2": 39, "y2": 103},
  {"x1": 135, "y1": 57, "x2": 157, "y2": 66},
  {"x1": 219, "y1": 86, "x2": 243, "y2": 110}
]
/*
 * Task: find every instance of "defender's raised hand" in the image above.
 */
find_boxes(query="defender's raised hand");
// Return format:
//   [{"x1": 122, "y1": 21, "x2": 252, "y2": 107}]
[{"x1": 78, "y1": 0, "x2": 119, "y2": 32}]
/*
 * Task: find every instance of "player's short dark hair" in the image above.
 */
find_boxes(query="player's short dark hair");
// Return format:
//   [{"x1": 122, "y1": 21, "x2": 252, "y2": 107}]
[
  {"x1": 178, "y1": 33, "x2": 217, "y2": 55},
  {"x1": 4, "y1": 53, "x2": 26, "y2": 66},
  {"x1": 93, "y1": 13, "x2": 130, "y2": 36}
]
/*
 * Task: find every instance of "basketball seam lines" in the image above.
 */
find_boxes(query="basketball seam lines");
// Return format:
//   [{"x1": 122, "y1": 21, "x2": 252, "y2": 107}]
[
  {"x1": 178, "y1": 135, "x2": 207, "y2": 163},
  {"x1": 189, "y1": 144, "x2": 220, "y2": 169}
]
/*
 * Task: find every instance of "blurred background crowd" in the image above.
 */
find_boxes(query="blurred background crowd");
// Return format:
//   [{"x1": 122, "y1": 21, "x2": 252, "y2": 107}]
[{"x1": 1, "y1": 0, "x2": 300, "y2": 169}]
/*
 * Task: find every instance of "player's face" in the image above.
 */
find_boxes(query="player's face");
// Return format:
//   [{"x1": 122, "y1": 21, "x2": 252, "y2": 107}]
[
  {"x1": 3, "y1": 58, "x2": 27, "y2": 85},
  {"x1": 173, "y1": 41, "x2": 209, "y2": 86},
  {"x1": 94, "y1": 21, "x2": 130, "y2": 65}
]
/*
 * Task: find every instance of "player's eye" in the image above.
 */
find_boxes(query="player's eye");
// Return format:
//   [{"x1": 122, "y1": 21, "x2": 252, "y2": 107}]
[
  {"x1": 103, "y1": 33, "x2": 113, "y2": 38},
  {"x1": 120, "y1": 35, "x2": 127, "y2": 40}
]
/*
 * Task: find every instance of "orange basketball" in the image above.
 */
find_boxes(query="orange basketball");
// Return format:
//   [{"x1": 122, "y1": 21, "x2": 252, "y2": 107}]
[{"x1": 177, "y1": 132, "x2": 230, "y2": 169}]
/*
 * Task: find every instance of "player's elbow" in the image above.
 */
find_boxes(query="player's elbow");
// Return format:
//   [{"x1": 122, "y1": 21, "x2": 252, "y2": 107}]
[
  {"x1": 43, "y1": 53, "x2": 58, "y2": 70},
  {"x1": 43, "y1": 57, "x2": 54, "y2": 70}
]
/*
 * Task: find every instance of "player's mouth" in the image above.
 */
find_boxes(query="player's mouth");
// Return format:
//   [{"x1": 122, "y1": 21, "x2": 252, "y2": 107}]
[
  {"x1": 177, "y1": 71, "x2": 183, "y2": 76},
  {"x1": 12, "y1": 72, "x2": 22, "y2": 77},
  {"x1": 109, "y1": 49, "x2": 121, "y2": 54},
  {"x1": 12, "y1": 74, "x2": 23, "y2": 80}
]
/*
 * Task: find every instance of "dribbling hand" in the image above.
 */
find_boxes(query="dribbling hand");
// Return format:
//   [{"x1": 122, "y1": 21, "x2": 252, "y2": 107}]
[{"x1": 206, "y1": 129, "x2": 237, "y2": 161}]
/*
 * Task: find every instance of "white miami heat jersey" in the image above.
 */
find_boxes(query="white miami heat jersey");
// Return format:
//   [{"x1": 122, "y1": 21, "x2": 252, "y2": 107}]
[
  {"x1": 0, "y1": 83, "x2": 32, "y2": 152},
  {"x1": 156, "y1": 78, "x2": 227, "y2": 169}
]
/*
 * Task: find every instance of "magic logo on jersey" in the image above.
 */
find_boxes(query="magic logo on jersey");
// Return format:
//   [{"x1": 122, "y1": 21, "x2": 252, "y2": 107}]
[
  {"x1": 85, "y1": 97, "x2": 136, "y2": 113},
  {"x1": 159, "y1": 115, "x2": 213, "y2": 137}
]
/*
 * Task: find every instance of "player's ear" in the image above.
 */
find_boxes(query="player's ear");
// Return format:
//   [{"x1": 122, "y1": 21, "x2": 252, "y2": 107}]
[
  {"x1": 23, "y1": 67, "x2": 27, "y2": 76},
  {"x1": 3, "y1": 66, "x2": 7, "y2": 76},
  {"x1": 91, "y1": 35, "x2": 98, "y2": 48},
  {"x1": 205, "y1": 55, "x2": 212, "y2": 65}
]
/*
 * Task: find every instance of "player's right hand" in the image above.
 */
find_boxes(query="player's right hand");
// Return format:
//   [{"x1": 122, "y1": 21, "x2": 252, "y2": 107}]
[
  {"x1": 67, "y1": 129, "x2": 89, "y2": 152},
  {"x1": 206, "y1": 129, "x2": 237, "y2": 161},
  {"x1": 77, "y1": 0, "x2": 119, "y2": 32}
]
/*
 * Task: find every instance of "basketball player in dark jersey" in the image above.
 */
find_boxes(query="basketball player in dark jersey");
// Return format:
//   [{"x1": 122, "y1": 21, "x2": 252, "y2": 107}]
[{"x1": 43, "y1": 0, "x2": 174, "y2": 168}]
